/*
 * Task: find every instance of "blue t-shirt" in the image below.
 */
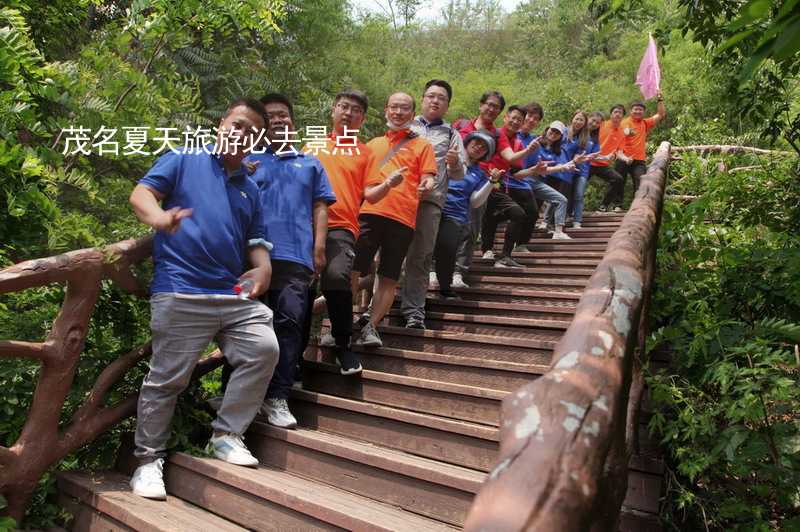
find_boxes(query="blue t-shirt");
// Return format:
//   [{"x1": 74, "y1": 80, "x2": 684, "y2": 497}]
[
  {"x1": 442, "y1": 164, "x2": 488, "y2": 225},
  {"x1": 138, "y1": 148, "x2": 266, "y2": 295},
  {"x1": 247, "y1": 150, "x2": 336, "y2": 271},
  {"x1": 529, "y1": 143, "x2": 573, "y2": 184},
  {"x1": 565, "y1": 137, "x2": 599, "y2": 178}
]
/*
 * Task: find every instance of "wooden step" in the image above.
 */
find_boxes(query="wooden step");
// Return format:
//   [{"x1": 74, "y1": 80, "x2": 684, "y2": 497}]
[
  {"x1": 422, "y1": 297, "x2": 576, "y2": 319},
  {"x1": 422, "y1": 285, "x2": 581, "y2": 306},
  {"x1": 381, "y1": 313, "x2": 568, "y2": 340},
  {"x1": 289, "y1": 389, "x2": 499, "y2": 471},
  {"x1": 305, "y1": 344, "x2": 547, "y2": 392},
  {"x1": 385, "y1": 309, "x2": 571, "y2": 331},
  {"x1": 466, "y1": 264, "x2": 598, "y2": 277},
  {"x1": 302, "y1": 359, "x2": 504, "y2": 425},
  {"x1": 357, "y1": 325, "x2": 556, "y2": 364},
  {"x1": 164, "y1": 453, "x2": 457, "y2": 531},
  {"x1": 57, "y1": 470, "x2": 247, "y2": 532},
  {"x1": 247, "y1": 424, "x2": 484, "y2": 526},
  {"x1": 461, "y1": 274, "x2": 588, "y2": 288},
  {"x1": 472, "y1": 250, "x2": 605, "y2": 259}
]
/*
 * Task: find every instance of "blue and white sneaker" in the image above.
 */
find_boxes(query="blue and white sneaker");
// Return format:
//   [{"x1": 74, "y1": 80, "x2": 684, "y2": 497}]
[{"x1": 208, "y1": 433, "x2": 259, "y2": 467}]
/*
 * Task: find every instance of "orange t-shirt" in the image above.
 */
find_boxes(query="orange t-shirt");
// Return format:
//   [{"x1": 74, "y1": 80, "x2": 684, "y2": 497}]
[
  {"x1": 360, "y1": 129, "x2": 437, "y2": 229},
  {"x1": 312, "y1": 136, "x2": 377, "y2": 238},
  {"x1": 621, "y1": 116, "x2": 657, "y2": 161},
  {"x1": 592, "y1": 120, "x2": 625, "y2": 168}
]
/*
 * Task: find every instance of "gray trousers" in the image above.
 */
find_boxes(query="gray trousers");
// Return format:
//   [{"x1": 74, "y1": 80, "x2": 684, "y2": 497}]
[
  {"x1": 455, "y1": 203, "x2": 486, "y2": 275},
  {"x1": 400, "y1": 201, "x2": 442, "y2": 321},
  {"x1": 135, "y1": 293, "x2": 279, "y2": 461}
]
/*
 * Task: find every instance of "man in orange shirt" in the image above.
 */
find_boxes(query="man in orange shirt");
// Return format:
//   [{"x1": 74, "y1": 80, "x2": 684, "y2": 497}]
[
  {"x1": 589, "y1": 104, "x2": 627, "y2": 211},
  {"x1": 310, "y1": 89, "x2": 379, "y2": 375},
  {"x1": 353, "y1": 92, "x2": 437, "y2": 347},
  {"x1": 617, "y1": 90, "x2": 666, "y2": 195}
]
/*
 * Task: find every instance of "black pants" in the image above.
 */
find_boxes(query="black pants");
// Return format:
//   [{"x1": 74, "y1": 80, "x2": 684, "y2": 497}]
[
  {"x1": 481, "y1": 190, "x2": 526, "y2": 258},
  {"x1": 222, "y1": 260, "x2": 313, "y2": 400},
  {"x1": 434, "y1": 217, "x2": 467, "y2": 291},
  {"x1": 507, "y1": 188, "x2": 538, "y2": 245},
  {"x1": 320, "y1": 229, "x2": 356, "y2": 347},
  {"x1": 615, "y1": 159, "x2": 647, "y2": 198},
  {"x1": 590, "y1": 165, "x2": 625, "y2": 207}
]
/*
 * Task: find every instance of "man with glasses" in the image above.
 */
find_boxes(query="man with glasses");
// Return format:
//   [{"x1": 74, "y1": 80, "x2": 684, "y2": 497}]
[
  {"x1": 394, "y1": 79, "x2": 467, "y2": 328},
  {"x1": 352, "y1": 92, "x2": 437, "y2": 347},
  {"x1": 456, "y1": 92, "x2": 539, "y2": 269}
]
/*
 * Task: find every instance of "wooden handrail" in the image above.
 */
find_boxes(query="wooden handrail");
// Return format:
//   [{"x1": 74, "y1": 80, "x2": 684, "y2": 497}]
[
  {"x1": 464, "y1": 141, "x2": 671, "y2": 531},
  {"x1": 0, "y1": 236, "x2": 223, "y2": 522}
]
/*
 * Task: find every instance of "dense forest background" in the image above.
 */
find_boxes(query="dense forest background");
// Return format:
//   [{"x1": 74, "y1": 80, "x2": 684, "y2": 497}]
[{"x1": 1, "y1": 0, "x2": 799, "y2": 530}]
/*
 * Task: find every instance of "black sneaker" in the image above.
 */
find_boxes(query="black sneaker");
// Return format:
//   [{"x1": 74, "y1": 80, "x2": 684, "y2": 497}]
[
  {"x1": 405, "y1": 317, "x2": 426, "y2": 329},
  {"x1": 354, "y1": 313, "x2": 370, "y2": 329},
  {"x1": 336, "y1": 349, "x2": 363, "y2": 375},
  {"x1": 439, "y1": 289, "x2": 461, "y2": 299}
]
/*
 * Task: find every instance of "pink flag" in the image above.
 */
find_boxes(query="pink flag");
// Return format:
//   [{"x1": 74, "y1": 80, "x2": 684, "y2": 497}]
[{"x1": 636, "y1": 34, "x2": 661, "y2": 100}]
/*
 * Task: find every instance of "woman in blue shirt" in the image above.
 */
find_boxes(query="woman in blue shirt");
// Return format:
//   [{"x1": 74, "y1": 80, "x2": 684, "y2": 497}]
[
  {"x1": 434, "y1": 130, "x2": 497, "y2": 298},
  {"x1": 565, "y1": 111, "x2": 599, "y2": 228}
]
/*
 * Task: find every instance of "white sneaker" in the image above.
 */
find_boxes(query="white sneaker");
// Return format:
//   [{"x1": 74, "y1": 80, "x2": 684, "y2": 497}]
[
  {"x1": 130, "y1": 459, "x2": 166, "y2": 499},
  {"x1": 613, "y1": 206, "x2": 623, "y2": 213},
  {"x1": 319, "y1": 333, "x2": 335, "y2": 347},
  {"x1": 482, "y1": 250, "x2": 495, "y2": 260},
  {"x1": 261, "y1": 398, "x2": 298, "y2": 429},
  {"x1": 428, "y1": 271, "x2": 440, "y2": 290},
  {"x1": 552, "y1": 231, "x2": 572, "y2": 240},
  {"x1": 208, "y1": 433, "x2": 259, "y2": 467},
  {"x1": 572, "y1": 222, "x2": 582, "y2": 229},
  {"x1": 535, "y1": 221, "x2": 548, "y2": 230},
  {"x1": 451, "y1": 272, "x2": 469, "y2": 288}
]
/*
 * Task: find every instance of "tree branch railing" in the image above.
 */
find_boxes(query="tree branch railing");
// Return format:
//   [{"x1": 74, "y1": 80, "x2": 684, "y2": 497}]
[
  {"x1": 464, "y1": 141, "x2": 672, "y2": 531},
  {"x1": 0, "y1": 236, "x2": 222, "y2": 523}
]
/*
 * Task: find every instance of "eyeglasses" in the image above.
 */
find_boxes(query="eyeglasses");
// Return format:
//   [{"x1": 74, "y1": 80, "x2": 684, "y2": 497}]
[{"x1": 335, "y1": 102, "x2": 364, "y2": 115}]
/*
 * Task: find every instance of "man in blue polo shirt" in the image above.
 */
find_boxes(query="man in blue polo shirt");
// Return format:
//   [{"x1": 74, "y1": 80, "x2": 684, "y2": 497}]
[
  {"x1": 244, "y1": 93, "x2": 336, "y2": 430},
  {"x1": 128, "y1": 98, "x2": 280, "y2": 500}
]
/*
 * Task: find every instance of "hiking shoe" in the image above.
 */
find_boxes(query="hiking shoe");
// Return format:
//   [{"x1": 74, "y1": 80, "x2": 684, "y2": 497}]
[
  {"x1": 494, "y1": 256, "x2": 524, "y2": 268},
  {"x1": 355, "y1": 322, "x2": 382, "y2": 347},
  {"x1": 260, "y1": 398, "x2": 297, "y2": 429},
  {"x1": 552, "y1": 231, "x2": 572, "y2": 240},
  {"x1": 572, "y1": 222, "x2": 582, "y2": 229},
  {"x1": 355, "y1": 313, "x2": 371, "y2": 329},
  {"x1": 482, "y1": 250, "x2": 495, "y2": 260},
  {"x1": 598, "y1": 205, "x2": 608, "y2": 212},
  {"x1": 319, "y1": 333, "x2": 335, "y2": 347},
  {"x1": 439, "y1": 289, "x2": 461, "y2": 299},
  {"x1": 405, "y1": 317, "x2": 426, "y2": 329},
  {"x1": 513, "y1": 244, "x2": 529, "y2": 253},
  {"x1": 209, "y1": 433, "x2": 259, "y2": 467},
  {"x1": 335, "y1": 348, "x2": 362, "y2": 375},
  {"x1": 130, "y1": 459, "x2": 166, "y2": 499},
  {"x1": 428, "y1": 271, "x2": 440, "y2": 290},
  {"x1": 451, "y1": 272, "x2": 469, "y2": 288}
]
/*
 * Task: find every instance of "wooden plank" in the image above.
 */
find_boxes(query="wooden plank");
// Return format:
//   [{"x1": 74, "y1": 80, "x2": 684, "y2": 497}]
[
  {"x1": 168, "y1": 454, "x2": 458, "y2": 532},
  {"x1": 57, "y1": 471, "x2": 247, "y2": 532}
]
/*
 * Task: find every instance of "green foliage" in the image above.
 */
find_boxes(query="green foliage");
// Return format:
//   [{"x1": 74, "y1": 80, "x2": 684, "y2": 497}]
[{"x1": 649, "y1": 152, "x2": 800, "y2": 530}]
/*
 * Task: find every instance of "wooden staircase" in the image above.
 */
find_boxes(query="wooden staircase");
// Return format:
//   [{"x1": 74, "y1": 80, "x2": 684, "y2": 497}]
[{"x1": 57, "y1": 212, "x2": 662, "y2": 531}]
